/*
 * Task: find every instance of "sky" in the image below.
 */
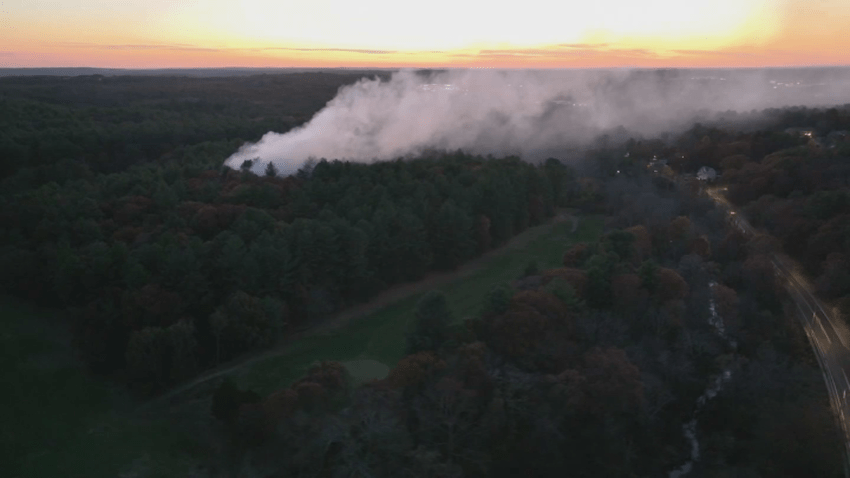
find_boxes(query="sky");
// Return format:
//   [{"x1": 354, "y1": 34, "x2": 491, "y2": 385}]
[{"x1": 2, "y1": 0, "x2": 849, "y2": 69}]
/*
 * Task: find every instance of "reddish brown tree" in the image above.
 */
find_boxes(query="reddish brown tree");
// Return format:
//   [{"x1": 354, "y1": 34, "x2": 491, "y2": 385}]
[
  {"x1": 689, "y1": 235, "x2": 712, "y2": 258},
  {"x1": 712, "y1": 283, "x2": 739, "y2": 330},
  {"x1": 294, "y1": 381, "x2": 327, "y2": 412},
  {"x1": 263, "y1": 388, "x2": 299, "y2": 424},
  {"x1": 453, "y1": 341, "x2": 492, "y2": 394},
  {"x1": 486, "y1": 301, "x2": 549, "y2": 358},
  {"x1": 542, "y1": 267, "x2": 588, "y2": 298},
  {"x1": 386, "y1": 351, "x2": 447, "y2": 389},
  {"x1": 625, "y1": 225, "x2": 652, "y2": 260},
  {"x1": 654, "y1": 268, "x2": 689, "y2": 302},
  {"x1": 294, "y1": 361, "x2": 350, "y2": 397},
  {"x1": 114, "y1": 195, "x2": 153, "y2": 225},
  {"x1": 191, "y1": 205, "x2": 219, "y2": 236},
  {"x1": 512, "y1": 289, "x2": 571, "y2": 325},
  {"x1": 669, "y1": 216, "x2": 692, "y2": 241},
  {"x1": 582, "y1": 347, "x2": 644, "y2": 415},
  {"x1": 611, "y1": 273, "x2": 647, "y2": 312},
  {"x1": 549, "y1": 348, "x2": 643, "y2": 416},
  {"x1": 562, "y1": 242, "x2": 590, "y2": 267}
]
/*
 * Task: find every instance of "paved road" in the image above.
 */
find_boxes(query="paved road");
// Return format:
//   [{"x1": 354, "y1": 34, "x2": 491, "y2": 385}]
[
  {"x1": 704, "y1": 186, "x2": 850, "y2": 469},
  {"x1": 773, "y1": 256, "x2": 850, "y2": 467}
]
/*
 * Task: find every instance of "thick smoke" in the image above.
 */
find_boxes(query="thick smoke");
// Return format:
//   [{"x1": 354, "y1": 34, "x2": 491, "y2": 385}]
[{"x1": 225, "y1": 68, "x2": 850, "y2": 176}]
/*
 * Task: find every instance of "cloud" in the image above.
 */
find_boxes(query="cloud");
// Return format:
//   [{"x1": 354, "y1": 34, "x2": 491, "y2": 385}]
[
  {"x1": 670, "y1": 49, "x2": 766, "y2": 58},
  {"x1": 58, "y1": 42, "x2": 222, "y2": 53},
  {"x1": 457, "y1": 45, "x2": 662, "y2": 61},
  {"x1": 54, "y1": 42, "x2": 403, "y2": 56},
  {"x1": 258, "y1": 47, "x2": 398, "y2": 55},
  {"x1": 556, "y1": 43, "x2": 611, "y2": 49}
]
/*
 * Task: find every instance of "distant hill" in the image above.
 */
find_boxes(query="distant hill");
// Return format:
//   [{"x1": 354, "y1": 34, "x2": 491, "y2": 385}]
[{"x1": 3, "y1": 66, "x2": 850, "y2": 79}]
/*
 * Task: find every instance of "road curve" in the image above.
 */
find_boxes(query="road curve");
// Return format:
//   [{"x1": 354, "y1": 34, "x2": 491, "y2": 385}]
[{"x1": 704, "y1": 186, "x2": 850, "y2": 472}]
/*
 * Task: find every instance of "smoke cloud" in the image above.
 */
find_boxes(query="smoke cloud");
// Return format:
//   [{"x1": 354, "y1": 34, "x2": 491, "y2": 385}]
[{"x1": 225, "y1": 68, "x2": 850, "y2": 176}]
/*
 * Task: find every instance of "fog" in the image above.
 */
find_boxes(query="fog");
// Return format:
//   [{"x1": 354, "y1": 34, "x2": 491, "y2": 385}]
[{"x1": 225, "y1": 68, "x2": 850, "y2": 176}]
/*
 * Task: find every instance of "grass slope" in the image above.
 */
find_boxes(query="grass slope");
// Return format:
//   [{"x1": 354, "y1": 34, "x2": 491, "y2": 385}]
[
  {"x1": 4, "y1": 215, "x2": 602, "y2": 477},
  {"x1": 0, "y1": 297, "x2": 201, "y2": 478},
  {"x1": 233, "y1": 215, "x2": 603, "y2": 395}
]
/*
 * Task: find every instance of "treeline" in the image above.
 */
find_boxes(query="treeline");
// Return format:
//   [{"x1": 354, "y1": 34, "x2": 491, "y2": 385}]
[
  {"x1": 0, "y1": 72, "x2": 389, "y2": 180},
  {"x1": 640, "y1": 105, "x2": 850, "y2": 319},
  {"x1": 0, "y1": 147, "x2": 581, "y2": 393},
  {"x1": 591, "y1": 104, "x2": 850, "y2": 178},
  {"x1": 207, "y1": 169, "x2": 841, "y2": 477}
]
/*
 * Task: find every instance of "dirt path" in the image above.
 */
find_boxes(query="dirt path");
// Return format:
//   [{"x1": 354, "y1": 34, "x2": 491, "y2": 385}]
[{"x1": 140, "y1": 212, "x2": 577, "y2": 411}]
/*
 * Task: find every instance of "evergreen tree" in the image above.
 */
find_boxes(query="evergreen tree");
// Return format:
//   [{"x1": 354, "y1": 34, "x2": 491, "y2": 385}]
[{"x1": 406, "y1": 291, "x2": 453, "y2": 354}]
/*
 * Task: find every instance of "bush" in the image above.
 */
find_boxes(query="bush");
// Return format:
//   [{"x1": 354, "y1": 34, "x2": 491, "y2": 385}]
[
  {"x1": 406, "y1": 291, "x2": 454, "y2": 354},
  {"x1": 211, "y1": 378, "x2": 261, "y2": 425},
  {"x1": 481, "y1": 284, "x2": 512, "y2": 318}
]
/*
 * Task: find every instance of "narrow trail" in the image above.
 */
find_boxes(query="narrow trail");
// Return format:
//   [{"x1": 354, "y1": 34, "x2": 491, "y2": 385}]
[{"x1": 140, "y1": 212, "x2": 577, "y2": 411}]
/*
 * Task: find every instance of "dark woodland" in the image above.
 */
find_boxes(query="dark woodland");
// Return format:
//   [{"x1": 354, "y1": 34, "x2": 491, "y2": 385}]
[{"x1": 2, "y1": 72, "x2": 849, "y2": 477}]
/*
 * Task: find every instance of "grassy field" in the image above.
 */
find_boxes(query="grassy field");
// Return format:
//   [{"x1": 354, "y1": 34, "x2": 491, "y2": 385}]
[
  {"x1": 232, "y1": 215, "x2": 603, "y2": 395},
  {"x1": 0, "y1": 297, "x2": 204, "y2": 478},
  {"x1": 3, "y1": 215, "x2": 602, "y2": 477}
]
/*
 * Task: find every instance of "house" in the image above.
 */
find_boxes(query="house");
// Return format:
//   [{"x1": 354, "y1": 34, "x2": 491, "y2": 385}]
[
  {"x1": 697, "y1": 166, "x2": 717, "y2": 181},
  {"x1": 784, "y1": 127, "x2": 816, "y2": 138},
  {"x1": 827, "y1": 131, "x2": 848, "y2": 148},
  {"x1": 647, "y1": 158, "x2": 668, "y2": 173}
]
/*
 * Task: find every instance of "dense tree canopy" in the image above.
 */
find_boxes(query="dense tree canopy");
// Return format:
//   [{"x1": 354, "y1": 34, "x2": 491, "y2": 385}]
[
  {"x1": 203, "y1": 164, "x2": 843, "y2": 477},
  {"x1": 0, "y1": 119, "x2": 571, "y2": 392},
  {"x1": 3, "y1": 74, "x2": 847, "y2": 477}
]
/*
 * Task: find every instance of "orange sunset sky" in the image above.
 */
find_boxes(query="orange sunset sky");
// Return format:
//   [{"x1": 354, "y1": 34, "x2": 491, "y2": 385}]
[{"x1": 2, "y1": 0, "x2": 849, "y2": 69}]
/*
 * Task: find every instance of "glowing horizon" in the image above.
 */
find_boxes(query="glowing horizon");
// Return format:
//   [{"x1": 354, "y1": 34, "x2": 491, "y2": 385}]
[{"x1": 3, "y1": 0, "x2": 849, "y2": 69}]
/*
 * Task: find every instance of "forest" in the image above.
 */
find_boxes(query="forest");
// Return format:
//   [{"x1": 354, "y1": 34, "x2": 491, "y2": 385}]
[
  {"x1": 2, "y1": 72, "x2": 849, "y2": 477},
  {"x1": 200, "y1": 120, "x2": 847, "y2": 476},
  {"x1": 0, "y1": 73, "x2": 584, "y2": 395}
]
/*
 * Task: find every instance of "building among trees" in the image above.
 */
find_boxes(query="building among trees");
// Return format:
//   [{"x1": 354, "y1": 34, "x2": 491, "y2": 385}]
[{"x1": 697, "y1": 166, "x2": 717, "y2": 181}]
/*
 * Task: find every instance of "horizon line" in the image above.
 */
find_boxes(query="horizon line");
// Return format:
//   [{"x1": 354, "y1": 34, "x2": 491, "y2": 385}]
[{"x1": 3, "y1": 65, "x2": 850, "y2": 72}]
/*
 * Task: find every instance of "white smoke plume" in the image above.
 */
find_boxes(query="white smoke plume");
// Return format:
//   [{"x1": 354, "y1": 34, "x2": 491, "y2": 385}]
[{"x1": 225, "y1": 68, "x2": 850, "y2": 176}]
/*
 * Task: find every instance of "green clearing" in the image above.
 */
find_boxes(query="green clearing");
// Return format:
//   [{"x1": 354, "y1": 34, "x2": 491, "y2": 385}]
[
  {"x1": 232, "y1": 215, "x2": 603, "y2": 395},
  {"x1": 343, "y1": 359, "x2": 391, "y2": 386},
  {"x1": 4, "y1": 215, "x2": 602, "y2": 477},
  {"x1": 1, "y1": 297, "x2": 202, "y2": 478}
]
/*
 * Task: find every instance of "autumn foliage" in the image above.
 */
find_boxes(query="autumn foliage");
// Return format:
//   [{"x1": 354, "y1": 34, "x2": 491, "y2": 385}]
[
  {"x1": 386, "y1": 351, "x2": 447, "y2": 389},
  {"x1": 485, "y1": 291, "x2": 571, "y2": 359},
  {"x1": 541, "y1": 267, "x2": 588, "y2": 298},
  {"x1": 689, "y1": 235, "x2": 711, "y2": 258},
  {"x1": 611, "y1": 273, "x2": 647, "y2": 311},
  {"x1": 712, "y1": 283, "x2": 740, "y2": 330},
  {"x1": 654, "y1": 267, "x2": 689, "y2": 302},
  {"x1": 625, "y1": 225, "x2": 652, "y2": 260},
  {"x1": 562, "y1": 242, "x2": 591, "y2": 267}
]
